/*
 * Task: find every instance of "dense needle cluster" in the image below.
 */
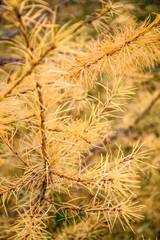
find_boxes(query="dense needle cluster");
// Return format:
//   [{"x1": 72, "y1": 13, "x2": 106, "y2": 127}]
[{"x1": 0, "y1": 0, "x2": 160, "y2": 239}]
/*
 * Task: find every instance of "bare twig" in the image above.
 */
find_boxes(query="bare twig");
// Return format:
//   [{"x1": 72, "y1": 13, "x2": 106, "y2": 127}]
[
  {"x1": 0, "y1": 57, "x2": 25, "y2": 66},
  {"x1": 0, "y1": 58, "x2": 57, "y2": 66},
  {"x1": 133, "y1": 91, "x2": 160, "y2": 125}
]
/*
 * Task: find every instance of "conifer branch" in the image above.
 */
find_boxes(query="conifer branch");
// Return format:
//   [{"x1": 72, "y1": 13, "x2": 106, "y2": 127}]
[
  {"x1": 84, "y1": 91, "x2": 160, "y2": 157},
  {"x1": 0, "y1": 44, "x2": 56, "y2": 99},
  {"x1": 44, "y1": 197, "x2": 122, "y2": 213},
  {"x1": 0, "y1": 58, "x2": 57, "y2": 66},
  {"x1": 50, "y1": 170, "x2": 104, "y2": 183},
  {"x1": 0, "y1": 174, "x2": 35, "y2": 197},
  {"x1": 30, "y1": 82, "x2": 50, "y2": 217},
  {"x1": 4, "y1": 114, "x2": 36, "y2": 125},
  {"x1": 3, "y1": 9, "x2": 160, "y2": 99},
  {"x1": 0, "y1": 138, "x2": 28, "y2": 167},
  {"x1": 0, "y1": 1, "x2": 159, "y2": 237},
  {"x1": 63, "y1": 14, "x2": 160, "y2": 89},
  {"x1": 73, "y1": 5, "x2": 114, "y2": 33},
  {"x1": 49, "y1": 170, "x2": 116, "y2": 184},
  {"x1": 0, "y1": 3, "x2": 115, "y2": 66},
  {"x1": 50, "y1": 153, "x2": 135, "y2": 184},
  {"x1": 44, "y1": 196, "x2": 144, "y2": 225},
  {"x1": 36, "y1": 82, "x2": 49, "y2": 167},
  {"x1": 0, "y1": 0, "x2": 71, "y2": 41},
  {"x1": 85, "y1": 14, "x2": 160, "y2": 66},
  {"x1": 57, "y1": 88, "x2": 120, "y2": 160}
]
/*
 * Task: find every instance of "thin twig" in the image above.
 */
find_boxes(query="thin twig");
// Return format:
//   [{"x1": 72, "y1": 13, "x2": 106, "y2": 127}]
[
  {"x1": 4, "y1": 114, "x2": 36, "y2": 125},
  {"x1": 0, "y1": 137, "x2": 29, "y2": 166},
  {"x1": 50, "y1": 153, "x2": 134, "y2": 183},
  {"x1": 0, "y1": 175, "x2": 34, "y2": 197},
  {"x1": 73, "y1": 6, "x2": 113, "y2": 33},
  {"x1": 0, "y1": 58, "x2": 57, "y2": 66},
  {"x1": 13, "y1": 6, "x2": 30, "y2": 49},
  {"x1": 44, "y1": 197, "x2": 122, "y2": 213},
  {"x1": 133, "y1": 91, "x2": 160, "y2": 125},
  {"x1": 0, "y1": 57, "x2": 25, "y2": 66}
]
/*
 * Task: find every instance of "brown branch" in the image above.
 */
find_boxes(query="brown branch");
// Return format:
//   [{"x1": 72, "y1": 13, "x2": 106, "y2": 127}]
[
  {"x1": 36, "y1": 82, "x2": 49, "y2": 167},
  {"x1": 84, "y1": 207, "x2": 122, "y2": 213},
  {"x1": 50, "y1": 154, "x2": 133, "y2": 184},
  {"x1": 31, "y1": 179, "x2": 47, "y2": 215},
  {"x1": 50, "y1": 170, "x2": 91, "y2": 183},
  {"x1": 31, "y1": 82, "x2": 50, "y2": 215}
]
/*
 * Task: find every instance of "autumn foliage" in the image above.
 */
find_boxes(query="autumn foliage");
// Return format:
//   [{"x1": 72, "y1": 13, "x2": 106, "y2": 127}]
[{"x1": 0, "y1": 0, "x2": 160, "y2": 239}]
